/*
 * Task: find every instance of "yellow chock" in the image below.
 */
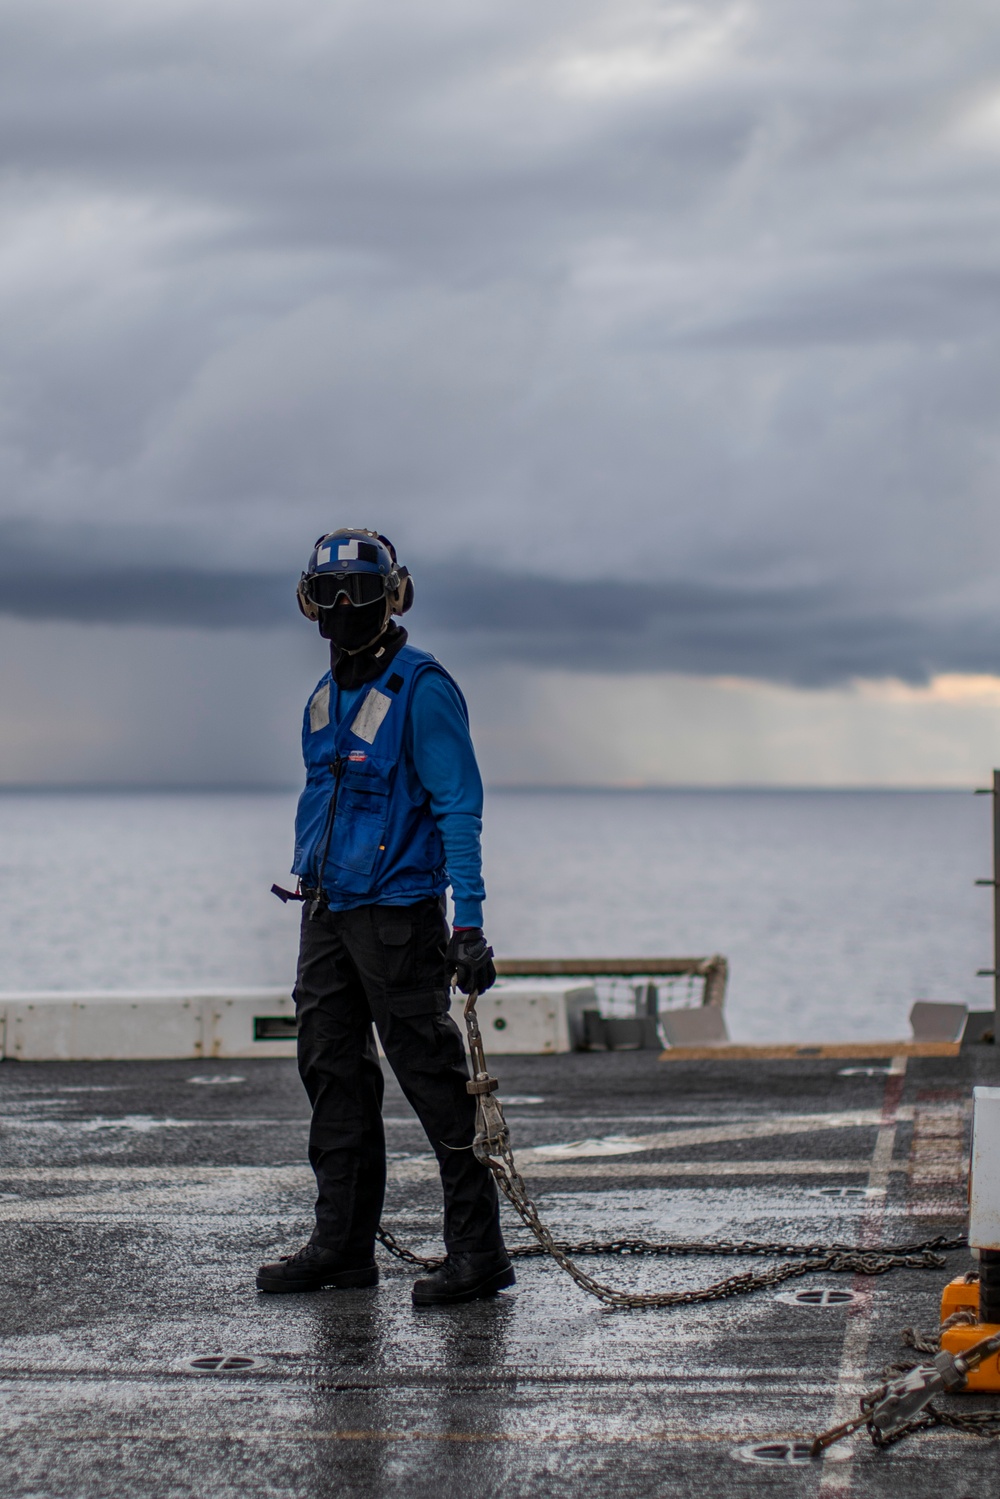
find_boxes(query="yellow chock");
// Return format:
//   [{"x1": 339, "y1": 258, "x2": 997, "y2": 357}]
[
  {"x1": 940, "y1": 1274, "x2": 979, "y2": 1321},
  {"x1": 939, "y1": 1275, "x2": 1000, "y2": 1392}
]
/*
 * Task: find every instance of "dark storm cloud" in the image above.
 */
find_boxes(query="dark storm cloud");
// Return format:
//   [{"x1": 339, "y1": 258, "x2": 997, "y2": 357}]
[
  {"x1": 1, "y1": 520, "x2": 995, "y2": 685},
  {"x1": 1, "y1": 0, "x2": 1000, "y2": 687},
  {"x1": 416, "y1": 569, "x2": 1000, "y2": 686},
  {"x1": 0, "y1": 564, "x2": 290, "y2": 628}
]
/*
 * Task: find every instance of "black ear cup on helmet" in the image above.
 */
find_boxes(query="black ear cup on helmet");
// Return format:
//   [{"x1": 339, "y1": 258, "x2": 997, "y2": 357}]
[
  {"x1": 390, "y1": 568, "x2": 414, "y2": 616},
  {"x1": 296, "y1": 573, "x2": 320, "y2": 621},
  {"x1": 377, "y1": 534, "x2": 413, "y2": 612}
]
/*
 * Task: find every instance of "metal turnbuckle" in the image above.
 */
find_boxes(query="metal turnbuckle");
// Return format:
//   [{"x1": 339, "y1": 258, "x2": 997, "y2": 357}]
[
  {"x1": 810, "y1": 1328, "x2": 1000, "y2": 1455},
  {"x1": 463, "y1": 989, "x2": 496, "y2": 1087},
  {"x1": 460, "y1": 988, "x2": 510, "y2": 1160}
]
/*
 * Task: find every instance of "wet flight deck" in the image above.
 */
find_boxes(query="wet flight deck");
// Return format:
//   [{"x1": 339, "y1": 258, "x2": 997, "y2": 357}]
[{"x1": 0, "y1": 1047, "x2": 996, "y2": 1498}]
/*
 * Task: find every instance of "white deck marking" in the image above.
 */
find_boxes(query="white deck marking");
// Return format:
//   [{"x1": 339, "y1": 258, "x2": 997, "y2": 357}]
[
  {"x1": 525, "y1": 1109, "x2": 913, "y2": 1160},
  {"x1": 0, "y1": 1157, "x2": 898, "y2": 1218},
  {"x1": 0, "y1": 1101, "x2": 922, "y2": 1223},
  {"x1": 0, "y1": 1117, "x2": 311, "y2": 1132},
  {"x1": 816, "y1": 1056, "x2": 907, "y2": 1495},
  {"x1": 0, "y1": 1165, "x2": 307, "y2": 1180},
  {"x1": 906, "y1": 1097, "x2": 969, "y2": 1218},
  {"x1": 392, "y1": 1157, "x2": 897, "y2": 1183}
]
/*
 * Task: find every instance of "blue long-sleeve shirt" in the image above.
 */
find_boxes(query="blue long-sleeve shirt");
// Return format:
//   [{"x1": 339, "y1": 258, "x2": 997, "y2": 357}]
[{"x1": 314, "y1": 668, "x2": 486, "y2": 927}]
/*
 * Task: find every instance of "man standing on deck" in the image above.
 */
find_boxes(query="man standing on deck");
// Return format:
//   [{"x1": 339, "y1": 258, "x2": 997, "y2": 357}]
[{"x1": 257, "y1": 528, "x2": 512, "y2": 1306}]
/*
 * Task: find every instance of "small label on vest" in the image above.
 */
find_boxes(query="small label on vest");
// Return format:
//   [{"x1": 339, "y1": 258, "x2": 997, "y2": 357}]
[
  {"x1": 309, "y1": 683, "x2": 331, "y2": 733},
  {"x1": 350, "y1": 689, "x2": 392, "y2": 745}
]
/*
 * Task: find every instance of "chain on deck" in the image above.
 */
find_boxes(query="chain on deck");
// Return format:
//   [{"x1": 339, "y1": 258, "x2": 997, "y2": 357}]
[
  {"x1": 373, "y1": 985, "x2": 998, "y2": 1456},
  {"x1": 375, "y1": 986, "x2": 965, "y2": 1310},
  {"x1": 809, "y1": 1313, "x2": 1000, "y2": 1452}
]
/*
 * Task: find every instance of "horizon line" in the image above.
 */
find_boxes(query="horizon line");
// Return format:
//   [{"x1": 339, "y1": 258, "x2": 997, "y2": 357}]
[{"x1": 0, "y1": 780, "x2": 984, "y2": 795}]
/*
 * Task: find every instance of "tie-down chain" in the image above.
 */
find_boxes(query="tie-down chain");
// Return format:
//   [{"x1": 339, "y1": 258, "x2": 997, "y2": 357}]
[
  {"x1": 376, "y1": 987, "x2": 962, "y2": 1312},
  {"x1": 377, "y1": 987, "x2": 990, "y2": 1455}
]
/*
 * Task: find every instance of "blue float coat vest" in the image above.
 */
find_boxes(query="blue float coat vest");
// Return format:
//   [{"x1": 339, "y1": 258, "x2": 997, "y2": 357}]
[{"x1": 292, "y1": 644, "x2": 457, "y2": 905}]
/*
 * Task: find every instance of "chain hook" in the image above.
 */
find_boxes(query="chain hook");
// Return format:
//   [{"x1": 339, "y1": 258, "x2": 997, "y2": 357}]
[{"x1": 456, "y1": 983, "x2": 509, "y2": 1163}]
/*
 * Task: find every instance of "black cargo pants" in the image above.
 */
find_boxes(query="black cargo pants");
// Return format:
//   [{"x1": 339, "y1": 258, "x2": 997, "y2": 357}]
[{"x1": 293, "y1": 896, "x2": 503, "y2": 1259}]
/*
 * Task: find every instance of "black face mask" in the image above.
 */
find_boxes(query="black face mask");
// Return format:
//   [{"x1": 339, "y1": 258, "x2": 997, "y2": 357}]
[
  {"x1": 329, "y1": 621, "x2": 407, "y2": 689},
  {"x1": 318, "y1": 598, "x2": 386, "y2": 652}
]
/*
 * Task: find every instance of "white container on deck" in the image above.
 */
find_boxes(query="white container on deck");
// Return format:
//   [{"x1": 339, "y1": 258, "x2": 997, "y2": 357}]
[
  {"x1": 970, "y1": 1086, "x2": 1000, "y2": 1250},
  {"x1": 0, "y1": 984, "x2": 597, "y2": 1060},
  {"x1": 200, "y1": 991, "x2": 298, "y2": 1059},
  {"x1": 1, "y1": 992, "x2": 204, "y2": 1061},
  {"x1": 0, "y1": 990, "x2": 298, "y2": 1062},
  {"x1": 451, "y1": 980, "x2": 597, "y2": 1055}
]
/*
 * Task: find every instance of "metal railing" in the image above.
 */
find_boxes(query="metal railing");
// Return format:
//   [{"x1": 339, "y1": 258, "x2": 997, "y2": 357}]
[{"x1": 493, "y1": 955, "x2": 728, "y2": 1008}]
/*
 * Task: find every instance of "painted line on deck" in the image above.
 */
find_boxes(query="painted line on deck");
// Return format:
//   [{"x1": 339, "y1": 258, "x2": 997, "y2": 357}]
[
  {"x1": 0, "y1": 1425, "x2": 867, "y2": 1446},
  {"x1": 0, "y1": 1159, "x2": 912, "y2": 1184},
  {"x1": 0, "y1": 1165, "x2": 310, "y2": 1181},
  {"x1": 393, "y1": 1157, "x2": 897, "y2": 1183},
  {"x1": 0, "y1": 1365, "x2": 863, "y2": 1391},
  {"x1": 0, "y1": 1160, "x2": 899, "y2": 1220},
  {"x1": 0, "y1": 1107, "x2": 919, "y2": 1152},
  {"x1": 816, "y1": 1056, "x2": 908, "y2": 1497},
  {"x1": 524, "y1": 1109, "x2": 914, "y2": 1160},
  {"x1": 0, "y1": 1117, "x2": 310, "y2": 1131}
]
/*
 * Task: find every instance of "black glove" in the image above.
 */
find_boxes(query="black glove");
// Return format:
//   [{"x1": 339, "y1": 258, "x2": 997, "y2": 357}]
[{"x1": 446, "y1": 927, "x2": 496, "y2": 995}]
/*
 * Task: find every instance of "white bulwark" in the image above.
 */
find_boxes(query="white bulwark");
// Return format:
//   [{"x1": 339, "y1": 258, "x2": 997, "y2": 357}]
[
  {"x1": 450, "y1": 981, "x2": 597, "y2": 1055},
  {"x1": 0, "y1": 967, "x2": 739, "y2": 1059},
  {"x1": 0, "y1": 983, "x2": 597, "y2": 1061},
  {"x1": 0, "y1": 991, "x2": 299, "y2": 1062},
  {"x1": 0, "y1": 989, "x2": 599, "y2": 1061}
]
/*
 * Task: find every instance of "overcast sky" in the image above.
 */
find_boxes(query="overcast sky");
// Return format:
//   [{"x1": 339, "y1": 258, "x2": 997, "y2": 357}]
[{"x1": 2, "y1": 0, "x2": 1000, "y2": 785}]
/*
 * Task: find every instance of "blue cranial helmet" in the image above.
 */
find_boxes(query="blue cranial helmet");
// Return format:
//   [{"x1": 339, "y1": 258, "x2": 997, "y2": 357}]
[
  {"x1": 296, "y1": 528, "x2": 413, "y2": 622},
  {"x1": 311, "y1": 529, "x2": 394, "y2": 579}
]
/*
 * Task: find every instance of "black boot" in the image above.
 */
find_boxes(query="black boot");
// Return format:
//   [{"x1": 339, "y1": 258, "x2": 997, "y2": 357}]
[
  {"x1": 412, "y1": 1250, "x2": 514, "y2": 1306},
  {"x1": 256, "y1": 1241, "x2": 378, "y2": 1294}
]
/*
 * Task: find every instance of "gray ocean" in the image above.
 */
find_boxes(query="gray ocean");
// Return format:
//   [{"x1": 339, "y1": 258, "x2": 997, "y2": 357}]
[{"x1": 0, "y1": 788, "x2": 991, "y2": 1043}]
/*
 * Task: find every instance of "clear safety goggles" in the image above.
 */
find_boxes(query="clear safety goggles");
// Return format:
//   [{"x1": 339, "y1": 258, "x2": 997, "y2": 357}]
[{"x1": 302, "y1": 570, "x2": 387, "y2": 609}]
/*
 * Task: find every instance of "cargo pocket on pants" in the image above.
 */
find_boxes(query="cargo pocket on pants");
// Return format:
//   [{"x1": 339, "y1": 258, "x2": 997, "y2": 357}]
[
  {"x1": 376, "y1": 911, "x2": 448, "y2": 1017},
  {"x1": 386, "y1": 989, "x2": 450, "y2": 1018}
]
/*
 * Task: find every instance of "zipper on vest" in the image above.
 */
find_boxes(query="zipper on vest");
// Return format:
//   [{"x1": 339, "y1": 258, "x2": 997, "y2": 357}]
[{"x1": 309, "y1": 754, "x2": 344, "y2": 918}]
